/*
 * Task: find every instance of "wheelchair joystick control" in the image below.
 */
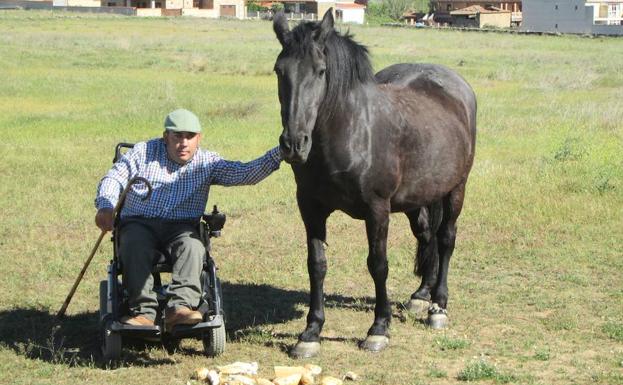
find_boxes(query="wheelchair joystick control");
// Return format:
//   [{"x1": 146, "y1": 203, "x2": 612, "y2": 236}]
[{"x1": 202, "y1": 205, "x2": 226, "y2": 238}]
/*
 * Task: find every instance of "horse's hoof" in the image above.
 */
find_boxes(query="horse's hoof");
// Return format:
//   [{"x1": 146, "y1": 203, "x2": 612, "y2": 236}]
[
  {"x1": 289, "y1": 341, "x2": 320, "y2": 359},
  {"x1": 427, "y1": 303, "x2": 449, "y2": 329},
  {"x1": 404, "y1": 298, "x2": 430, "y2": 317},
  {"x1": 359, "y1": 335, "x2": 389, "y2": 352}
]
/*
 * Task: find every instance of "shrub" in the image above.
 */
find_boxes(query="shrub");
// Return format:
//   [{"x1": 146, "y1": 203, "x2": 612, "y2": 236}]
[
  {"x1": 434, "y1": 335, "x2": 470, "y2": 351},
  {"x1": 458, "y1": 359, "x2": 497, "y2": 381},
  {"x1": 553, "y1": 137, "x2": 585, "y2": 162},
  {"x1": 270, "y1": 2, "x2": 284, "y2": 12},
  {"x1": 457, "y1": 359, "x2": 516, "y2": 383},
  {"x1": 247, "y1": 1, "x2": 268, "y2": 12},
  {"x1": 366, "y1": 0, "x2": 432, "y2": 22},
  {"x1": 603, "y1": 322, "x2": 623, "y2": 342}
]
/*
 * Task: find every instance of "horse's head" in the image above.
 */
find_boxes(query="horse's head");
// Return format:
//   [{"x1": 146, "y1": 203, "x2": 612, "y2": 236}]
[{"x1": 273, "y1": 10, "x2": 334, "y2": 164}]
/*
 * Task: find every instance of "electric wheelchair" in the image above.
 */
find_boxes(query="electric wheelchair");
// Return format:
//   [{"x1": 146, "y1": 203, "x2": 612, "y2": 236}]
[{"x1": 99, "y1": 143, "x2": 226, "y2": 360}]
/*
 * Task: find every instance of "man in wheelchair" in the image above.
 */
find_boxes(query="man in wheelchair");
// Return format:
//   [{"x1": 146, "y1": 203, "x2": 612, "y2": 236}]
[{"x1": 95, "y1": 108, "x2": 282, "y2": 331}]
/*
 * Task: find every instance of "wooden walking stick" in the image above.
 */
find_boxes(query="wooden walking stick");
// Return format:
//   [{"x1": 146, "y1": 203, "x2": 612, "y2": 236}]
[{"x1": 56, "y1": 176, "x2": 152, "y2": 319}]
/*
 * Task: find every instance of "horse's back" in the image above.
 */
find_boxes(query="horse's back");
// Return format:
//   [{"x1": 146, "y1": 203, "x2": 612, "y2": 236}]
[
  {"x1": 372, "y1": 63, "x2": 477, "y2": 207},
  {"x1": 375, "y1": 63, "x2": 477, "y2": 139}
]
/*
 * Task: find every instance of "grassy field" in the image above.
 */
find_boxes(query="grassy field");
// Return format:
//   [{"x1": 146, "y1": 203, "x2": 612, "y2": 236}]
[{"x1": 1, "y1": 9, "x2": 622, "y2": 385}]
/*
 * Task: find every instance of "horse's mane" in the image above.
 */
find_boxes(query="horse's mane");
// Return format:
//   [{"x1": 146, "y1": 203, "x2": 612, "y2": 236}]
[{"x1": 288, "y1": 21, "x2": 375, "y2": 122}]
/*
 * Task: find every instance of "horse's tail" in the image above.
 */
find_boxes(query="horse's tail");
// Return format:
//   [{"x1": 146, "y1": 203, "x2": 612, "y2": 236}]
[{"x1": 414, "y1": 202, "x2": 443, "y2": 277}]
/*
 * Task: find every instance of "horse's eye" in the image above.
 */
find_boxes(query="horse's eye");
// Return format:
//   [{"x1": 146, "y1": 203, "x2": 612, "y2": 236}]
[
  {"x1": 318, "y1": 69, "x2": 326, "y2": 77},
  {"x1": 274, "y1": 67, "x2": 282, "y2": 77}
]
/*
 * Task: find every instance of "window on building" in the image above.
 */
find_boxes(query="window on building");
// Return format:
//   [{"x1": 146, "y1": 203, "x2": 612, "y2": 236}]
[
  {"x1": 204, "y1": 0, "x2": 213, "y2": 9},
  {"x1": 599, "y1": 4, "x2": 608, "y2": 18},
  {"x1": 555, "y1": 5, "x2": 558, "y2": 10},
  {"x1": 446, "y1": 4, "x2": 451, "y2": 11},
  {"x1": 108, "y1": 2, "x2": 114, "y2": 5},
  {"x1": 155, "y1": 1, "x2": 160, "y2": 7},
  {"x1": 609, "y1": 4, "x2": 619, "y2": 18}
]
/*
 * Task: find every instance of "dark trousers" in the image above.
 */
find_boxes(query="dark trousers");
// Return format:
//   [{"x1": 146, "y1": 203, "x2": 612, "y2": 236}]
[{"x1": 119, "y1": 217, "x2": 204, "y2": 321}]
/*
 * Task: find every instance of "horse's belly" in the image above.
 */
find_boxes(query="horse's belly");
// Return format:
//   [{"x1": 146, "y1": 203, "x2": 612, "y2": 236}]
[
  {"x1": 295, "y1": 169, "x2": 369, "y2": 219},
  {"x1": 391, "y1": 168, "x2": 464, "y2": 210}
]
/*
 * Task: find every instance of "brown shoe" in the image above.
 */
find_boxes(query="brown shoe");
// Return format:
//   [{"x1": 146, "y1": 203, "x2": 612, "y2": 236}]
[
  {"x1": 120, "y1": 315, "x2": 155, "y2": 326},
  {"x1": 165, "y1": 306, "x2": 203, "y2": 331}
]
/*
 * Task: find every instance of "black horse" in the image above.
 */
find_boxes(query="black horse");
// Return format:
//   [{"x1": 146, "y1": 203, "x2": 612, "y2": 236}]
[{"x1": 273, "y1": 10, "x2": 477, "y2": 358}]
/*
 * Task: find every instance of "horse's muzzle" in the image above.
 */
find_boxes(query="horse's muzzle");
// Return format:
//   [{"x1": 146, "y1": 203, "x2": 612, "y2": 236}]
[{"x1": 279, "y1": 133, "x2": 310, "y2": 164}]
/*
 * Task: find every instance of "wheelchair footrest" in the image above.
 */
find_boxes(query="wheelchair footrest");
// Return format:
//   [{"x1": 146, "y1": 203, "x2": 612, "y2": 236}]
[
  {"x1": 111, "y1": 321, "x2": 162, "y2": 336},
  {"x1": 169, "y1": 314, "x2": 224, "y2": 338}
]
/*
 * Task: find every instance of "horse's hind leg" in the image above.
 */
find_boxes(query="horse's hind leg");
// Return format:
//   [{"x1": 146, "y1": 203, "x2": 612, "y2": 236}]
[
  {"x1": 405, "y1": 203, "x2": 442, "y2": 316},
  {"x1": 429, "y1": 182, "x2": 466, "y2": 329}
]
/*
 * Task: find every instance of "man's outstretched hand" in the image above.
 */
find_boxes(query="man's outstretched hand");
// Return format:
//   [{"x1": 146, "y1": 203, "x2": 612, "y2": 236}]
[{"x1": 95, "y1": 208, "x2": 114, "y2": 232}]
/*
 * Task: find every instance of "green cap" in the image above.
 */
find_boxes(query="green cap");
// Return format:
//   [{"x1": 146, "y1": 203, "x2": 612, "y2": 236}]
[{"x1": 164, "y1": 109, "x2": 202, "y2": 133}]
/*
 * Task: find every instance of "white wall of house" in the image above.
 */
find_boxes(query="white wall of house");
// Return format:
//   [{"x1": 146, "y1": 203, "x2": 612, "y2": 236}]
[
  {"x1": 136, "y1": 7, "x2": 161, "y2": 14},
  {"x1": 182, "y1": 8, "x2": 217, "y2": 16},
  {"x1": 54, "y1": 0, "x2": 100, "y2": 5},
  {"x1": 338, "y1": 7, "x2": 364, "y2": 23}
]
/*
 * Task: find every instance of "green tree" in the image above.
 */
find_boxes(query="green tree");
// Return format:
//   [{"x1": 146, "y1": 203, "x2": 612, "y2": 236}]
[
  {"x1": 383, "y1": 0, "x2": 413, "y2": 19},
  {"x1": 367, "y1": 0, "x2": 432, "y2": 22},
  {"x1": 247, "y1": 0, "x2": 268, "y2": 12},
  {"x1": 271, "y1": 2, "x2": 284, "y2": 12}
]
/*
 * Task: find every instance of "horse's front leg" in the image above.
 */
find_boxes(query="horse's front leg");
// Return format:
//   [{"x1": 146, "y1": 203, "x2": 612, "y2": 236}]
[
  {"x1": 360, "y1": 201, "x2": 392, "y2": 352},
  {"x1": 290, "y1": 196, "x2": 331, "y2": 359}
]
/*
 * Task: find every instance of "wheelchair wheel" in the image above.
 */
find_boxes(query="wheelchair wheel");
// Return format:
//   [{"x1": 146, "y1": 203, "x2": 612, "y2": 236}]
[
  {"x1": 102, "y1": 319, "x2": 122, "y2": 361},
  {"x1": 99, "y1": 280, "x2": 108, "y2": 321},
  {"x1": 203, "y1": 322, "x2": 226, "y2": 357},
  {"x1": 99, "y1": 280, "x2": 121, "y2": 360}
]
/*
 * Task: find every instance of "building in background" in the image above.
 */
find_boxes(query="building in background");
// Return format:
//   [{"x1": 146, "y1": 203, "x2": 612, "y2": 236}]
[
  {"x1": 101, "y1": 0, "x2": 245, "y2": 17},
  {"x1": 522, "y1": 0, "x2": 623, "y2": 35},
  {"x1": 53, "y1": 0, "x2": 99, "y2": 5},
  {"x1": 450, "y1": 5, "x2": 512, "y2": 27},
  {"x1": 587, "y1": 0, "x2": 623, "y2": 24},
  {"x1": 253, "y1": 0, "x2": 365, "y2": 23},
  {"x1": 434, "y1": 0, "x2": 521, "y2": 12},
  {"x1": 335, "y1": 1, "x2": 365, "y2": 23},
  {"x1": 432, "y1": 0, "x2": 522, "y2": 26}
]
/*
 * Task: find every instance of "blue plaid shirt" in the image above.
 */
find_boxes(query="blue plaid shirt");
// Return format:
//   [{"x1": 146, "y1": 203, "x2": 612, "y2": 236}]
[{"x1": 95, "y1": 138, "x2": 283, "y2": 220}]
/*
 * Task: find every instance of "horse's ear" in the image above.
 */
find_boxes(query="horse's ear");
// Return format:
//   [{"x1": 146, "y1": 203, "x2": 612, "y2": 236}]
[
  {"x1": 273, "y1": 12, "x2": 290, "y2": 46},
  {"x1": 314, "y1": 8, "x2": 334, "y2": 44}
]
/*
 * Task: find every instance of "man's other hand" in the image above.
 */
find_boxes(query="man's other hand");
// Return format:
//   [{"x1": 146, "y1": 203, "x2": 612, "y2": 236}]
[{"x1": 95, "y1": 208, "x2": 114, "y2": 232}]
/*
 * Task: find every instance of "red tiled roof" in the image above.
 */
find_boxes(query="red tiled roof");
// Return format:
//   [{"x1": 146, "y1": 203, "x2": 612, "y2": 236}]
[
  {"x1": 336, "y1": 2, "x2": 365, "y2": 9},
  {"x1": 450, "y1": 5, "x2": 510, "y2": 15}
]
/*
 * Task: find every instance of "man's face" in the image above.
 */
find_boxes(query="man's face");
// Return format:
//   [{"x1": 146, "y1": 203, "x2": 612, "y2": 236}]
[{"x1": 163, "y1": 131, "x2": 201, "y2": 165}]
